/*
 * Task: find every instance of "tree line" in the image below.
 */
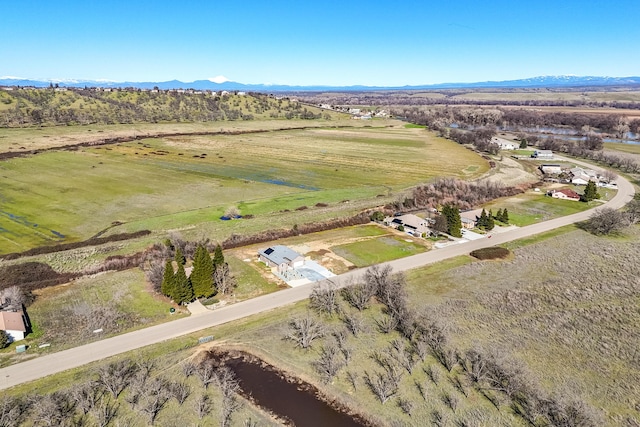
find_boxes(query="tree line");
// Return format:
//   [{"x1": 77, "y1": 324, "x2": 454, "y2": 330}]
[
  {"x1": 157, "y1": 240, "x2": 236, "y2": 305},
  {"x1": 284, "y1": 265, "x2": 603, "y2": 426}
]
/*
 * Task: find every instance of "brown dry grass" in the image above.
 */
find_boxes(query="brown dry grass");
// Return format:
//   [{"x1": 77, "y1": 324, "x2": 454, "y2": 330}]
[{"x1": 405, "y1": 226, "x2": 640, "y2": 425}]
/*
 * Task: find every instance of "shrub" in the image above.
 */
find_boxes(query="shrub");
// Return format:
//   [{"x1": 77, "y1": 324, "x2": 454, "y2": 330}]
[
  {"x1": 0, "y1": 330, "x2": 10, "y2": 348},
  {"x1": 470, "y1": 247, "x2": 511, "y2": 260}
]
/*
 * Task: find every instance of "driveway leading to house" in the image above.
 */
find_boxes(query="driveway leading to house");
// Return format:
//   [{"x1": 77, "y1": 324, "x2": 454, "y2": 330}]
[{"x1": 0, "y1": 160, "x2": 635, "y2": 391}]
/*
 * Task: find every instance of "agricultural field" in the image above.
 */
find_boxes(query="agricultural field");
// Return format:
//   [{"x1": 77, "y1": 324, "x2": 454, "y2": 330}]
[{"x1": 0, "y1": 123, "x2": 487, "y2": 254}]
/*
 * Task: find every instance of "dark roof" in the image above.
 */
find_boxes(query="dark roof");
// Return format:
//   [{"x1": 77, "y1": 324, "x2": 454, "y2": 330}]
[{"x1": 258, "y1": 245, "x2": 303, "y2": 265}]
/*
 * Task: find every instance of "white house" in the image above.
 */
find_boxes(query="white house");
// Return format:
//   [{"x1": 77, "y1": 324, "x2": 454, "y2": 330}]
[
  {"x1": 491, "y1": 137, "x2": 519, "y2": 150},
  {"x1": 258, "y1": 245, "x2": 305, "y2": 273},
  {"x1": 540, "y1": 164, "x2": 563, "y2": 175},
  {"x1": 570, "y1": 167, "x2": 598, "y2": 185},
  {"x1": 0, "y1": 310, "x2": 28, "y2": 342},
  {"x1": 548, "y1": 188, "x2": 581, "y2": 201}
]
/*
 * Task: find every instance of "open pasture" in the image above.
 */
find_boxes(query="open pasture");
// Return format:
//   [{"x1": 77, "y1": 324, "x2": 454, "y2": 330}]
[
  {"x1": 0, "y1": 125, "x2": 487, "y2": 254},
  {"x1": 0, "y1": 117, "x2": 354, "y2": 154}
]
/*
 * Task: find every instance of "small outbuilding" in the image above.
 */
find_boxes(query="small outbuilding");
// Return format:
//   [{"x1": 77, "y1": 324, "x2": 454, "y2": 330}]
[
  {"x1": 533, "y1": 150, "x2": 554, "y2": 159},
  {"x1": 0, "y1": 310, "x2": 28, "y2": 342}
]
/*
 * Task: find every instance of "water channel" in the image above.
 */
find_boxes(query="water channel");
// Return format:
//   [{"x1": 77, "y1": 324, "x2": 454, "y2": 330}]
[{"x1": 208, "y1": 351, "x2": 369, "y2": 427}]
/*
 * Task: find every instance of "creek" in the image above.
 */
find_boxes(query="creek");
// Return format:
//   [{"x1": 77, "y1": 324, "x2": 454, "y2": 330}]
[{"x1": 209, "y1": 351, "x2": 368, "y2": 427}]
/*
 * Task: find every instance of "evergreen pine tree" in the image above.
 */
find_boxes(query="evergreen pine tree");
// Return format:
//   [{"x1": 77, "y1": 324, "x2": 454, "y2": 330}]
[
  {"x1": 496, "y1": 208, "x2": 503, "y2": 222},
  {"x1": 191, "y1": 245, "x2": 214, "y2": 298},
  {"x1": 502, "y1": 208, "x2": 509, "y2": 223},
  {"x1": 488, "y1": 209, "x2": 494, "y2": 222},
  {"x1": 161, "y1": 260, "x2": 175, "y2": 298},
  {"x1": 487, "y1": 215, "x2": 495, "y2": 230},
  {"x1": 478, "y1": 209, "x2": 488, "y2": 228},
  {"x1": 442, "y1": 205, "x2": 462, "y2": 237},
  {"x1": 213, "y1": 245, "x2": 225, "y2": 267},
  {"x1": 582, "y1": 180, "x2": 600, "y2": 202},
  {"x1": 175, "y1": 247, "x2": 186, "y2": 266},
  {"x1": 174, "y1": 263, "x2": 194, "y2": 304}
]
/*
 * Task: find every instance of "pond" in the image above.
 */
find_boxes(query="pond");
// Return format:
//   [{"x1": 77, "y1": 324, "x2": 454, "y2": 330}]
[{"x1": 207, "y1": 350, "x2": 369, "y2": 427}]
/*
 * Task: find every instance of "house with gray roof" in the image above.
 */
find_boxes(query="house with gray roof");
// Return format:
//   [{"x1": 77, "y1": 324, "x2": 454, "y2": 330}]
[{"x1": 258, "y1": 245, "x2": 305, "y2": 273}]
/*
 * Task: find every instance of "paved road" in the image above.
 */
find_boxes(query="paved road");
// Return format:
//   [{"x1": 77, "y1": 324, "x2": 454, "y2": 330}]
[{"x1": 0, "y1": 161, "x2": 635, "y2": 390}]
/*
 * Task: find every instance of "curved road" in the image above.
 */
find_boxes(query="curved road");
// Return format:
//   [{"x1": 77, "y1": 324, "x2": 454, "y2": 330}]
[{"x1": 0, "y1": 159, "x2": 635, "y2": 390}]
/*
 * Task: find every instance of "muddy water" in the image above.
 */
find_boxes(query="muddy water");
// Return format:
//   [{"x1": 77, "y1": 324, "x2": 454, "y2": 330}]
[{"x1": 215, "y1": 352, "x2": 368, "y2": 427}]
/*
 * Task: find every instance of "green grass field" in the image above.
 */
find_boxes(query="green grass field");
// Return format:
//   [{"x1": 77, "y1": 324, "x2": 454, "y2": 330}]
[
  {"x1": 331, "y1": 235, "x2": 427, "y2": 267},
  {"x1": 604, "y1": 141, "x2": 640, "y2": 155},
  {"x1": 0, "y1": 123, "x2": 487, "y2": 254},
  {"x1": 481, "y1": 189, "x2": 609, "y2": 226}
]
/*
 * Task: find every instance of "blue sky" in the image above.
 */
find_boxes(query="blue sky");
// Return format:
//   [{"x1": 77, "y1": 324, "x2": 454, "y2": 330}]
[{"x1": 1, "y1": 0, "x2": 638, "y2": 86}]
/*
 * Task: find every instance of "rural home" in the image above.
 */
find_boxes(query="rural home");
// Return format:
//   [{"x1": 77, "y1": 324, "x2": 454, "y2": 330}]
[
  {"x1": 540, "y1": 164, "x2": 563, "y2": 175},
  {"x1": 490, "y1": 137, "x2": 519, "y2": 150},
  {"x1": 548, "y1": 188, "x2": 581, "y2": 201},
  {"x1": 258, "y1": 245, "x2": 305, "y2": 273},
  {"x1": 460, "y1": 208, "x2": 483, "y2": 229},
  {"x1": 533, "y1": 150, "x2": 554, "y2": 159},
  {"x1": 384, "y1": 214, "x2": 431, "y2": 236},
  {"x1": 461, "y1": 217, "x2": 476, "y2": 229},
  {"x1": 570, "y1": 167, "x2": 598, "y2": 185},
  {"x1": 0, "y1": 310, "x2": 28, "y2": 342}
]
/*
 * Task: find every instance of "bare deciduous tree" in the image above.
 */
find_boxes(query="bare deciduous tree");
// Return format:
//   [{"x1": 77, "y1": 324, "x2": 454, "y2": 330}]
[
  {"x1": 346, "y1": 370, "x2": 359, "y2": 391},
  {"x1": 313, "y1": 344, "x2": 345, "y2": 383},
  {"x1": 390, "y1": 338, "x2": 416, "y2": 374},
  {"x1": 365, "y1": 369, "x2": 400, "y2": 404},
  {"x1": 342, "y1": 311, "x2": 366, "y2": 336},
  {"x1": 97, "y1": 359, "x2": 138, "y2": 399},
  {"x1": 309, "y1": 282, "x2": 341, "y2": 316},
  {"x1": 432, "y1": 409, "x2": 449, "y2": 427},
  {"x1": 285, "y1": 315, "x2": 326, "y2": 349},
  {"x1": 583, "y1": 207, "x2": 629, "y2": 235},
  {"x1": 196, "y1": 361, "x2": 217, "y2": 389},
  {"x1": 71, "y1": 381, "x2": 104, "y2": 416},
  {"x1": 414, "y1": 379, "x2": 428, "y2": 401},
  {"x1": 341, "y1": 278, "x2": 377, "y2": 311},
  {"x1": 182, "y1": 360, "x2": 197, "y2": 378},
  {"x1": 243, "y1": 418, "x2": 259, "y2": 427},
  {"x1": 375, "y1": 314, "x2": 398, "y2": 334},
  {"x1": 214, "y1": 263, "x2": 237, "y2": 295},
  {"x1": 138, "y1": 378, "x2": 172, "y2": 425},
  {"x1": 425, "y1": 365, "x2": 441, "y2": 385},
  {"x1": 90, "y1": 397, "x2": 119, "y2": 427},
  {"x1": 169, "y1": 381, "x2": 191, "y2": 405},
  {"x1": 0, "y1": 395, "x2": 28, "y2": 427},
  {"x1": 0, "y1": 285, "x2": 26, "y2": 308},
  {"x1": 29, "y1": 392, "x2": 75, "y2": 427},
  {"x1": 397, "y1": 397, "x2": 415, "y2": 416},
  {"x1": 442, "y1": 391, "x2": 459, "y2": 413},
  {"x1": 193, "y1": 393, "x2": 211, "y2": 420}
]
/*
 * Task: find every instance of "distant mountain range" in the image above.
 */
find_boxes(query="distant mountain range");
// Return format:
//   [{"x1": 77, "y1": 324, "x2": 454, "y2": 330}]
[{"x1": 1, "y1": 75, "x2": 640, "y2": 92}]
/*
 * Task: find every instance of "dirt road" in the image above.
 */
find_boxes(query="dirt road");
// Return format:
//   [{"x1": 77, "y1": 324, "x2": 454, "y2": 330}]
[{"x1": 0, "y1": 160, "x2": 634, "y2": 390}]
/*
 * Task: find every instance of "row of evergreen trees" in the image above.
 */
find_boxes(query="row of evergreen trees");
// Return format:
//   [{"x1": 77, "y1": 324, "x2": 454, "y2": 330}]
[
  {"x1": 477, "y1": 208, "x2": 509, "y2": 230},
  {"x1": 161, "y1": 244, "x2": 226, "y2": 305}
]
